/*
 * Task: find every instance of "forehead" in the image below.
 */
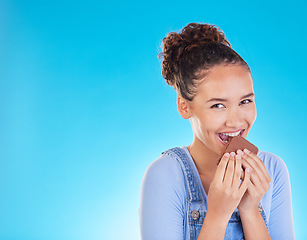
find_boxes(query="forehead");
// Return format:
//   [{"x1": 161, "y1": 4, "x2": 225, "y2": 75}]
[{"x1": 196, "y1": 65, "x2": 254, "y2": 98}]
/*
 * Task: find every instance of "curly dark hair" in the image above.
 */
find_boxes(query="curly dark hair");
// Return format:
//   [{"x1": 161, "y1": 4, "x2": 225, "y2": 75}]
[{"x1": 159, "y1": 23, "x2": 250, "y2": 101}]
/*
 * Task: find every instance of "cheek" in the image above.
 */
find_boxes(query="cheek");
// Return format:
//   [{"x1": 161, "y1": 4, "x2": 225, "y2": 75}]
[
  {"x1": 200, "y1": 114, "x2": 225, "y2": 134},
  {"x1": 246, "y1": 104, "x2": 257, "y2": 125},
  {"x1": 191, "y1": 115, "x2": 217, "y2": 137}
]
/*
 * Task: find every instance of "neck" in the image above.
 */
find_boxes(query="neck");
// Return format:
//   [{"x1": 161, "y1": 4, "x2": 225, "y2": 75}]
[{"x1": 187, "y1": 138, "x2": 220, "y2": 176}]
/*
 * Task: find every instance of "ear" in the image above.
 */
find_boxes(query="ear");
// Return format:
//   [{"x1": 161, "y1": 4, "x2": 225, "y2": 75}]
[{"x1": 177, "y1": 95, "x2": 191, "y2": 119}]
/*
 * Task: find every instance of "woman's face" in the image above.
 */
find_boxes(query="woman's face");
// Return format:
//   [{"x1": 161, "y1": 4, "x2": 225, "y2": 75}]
[{"x1": 187, "y1": 64, "x2": 257, "y2": 157}]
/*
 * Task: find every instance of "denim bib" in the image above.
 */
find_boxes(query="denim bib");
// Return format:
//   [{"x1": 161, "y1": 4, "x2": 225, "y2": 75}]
[{"x1": 163, "y1": 147, "x2": 268, "y2": 240}]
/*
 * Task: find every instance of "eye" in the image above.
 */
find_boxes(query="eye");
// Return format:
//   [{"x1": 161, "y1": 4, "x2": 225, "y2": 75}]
[
  {"x1": 240, "y1": 99, "x2": 253, "y2": 105},
  {"x1": 211, "y1": 103, "x2": 225, "y2": 109}
]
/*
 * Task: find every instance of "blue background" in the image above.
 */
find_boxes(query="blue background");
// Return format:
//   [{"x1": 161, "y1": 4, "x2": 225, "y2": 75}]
[{"x1": 1, "y1": 0, "x2": 306, "y2": 239}]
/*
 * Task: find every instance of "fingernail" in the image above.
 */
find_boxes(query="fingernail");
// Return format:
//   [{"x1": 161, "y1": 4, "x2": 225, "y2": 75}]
[
  {"x1": 224, "y1": 153, "x2": 230, "y2": 157},
  {"x1": 236, "y1": 155, "x2": 241, "y2": 160},
  {"x1": 246, "y1": 168, "x2": 250, "y2": 173},
  {"x1": 230, "y1": 152, "x2": 236, "y2": 157},
  {"x1": 244, "y1": 149, "x2": 250, "y2": 154},
  {"x1": 237, "y1": 149, "x2": 244, "y2": 155}
]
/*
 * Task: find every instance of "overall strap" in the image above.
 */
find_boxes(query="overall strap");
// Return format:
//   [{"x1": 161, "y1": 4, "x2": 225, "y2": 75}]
[{"x1": 163, "y1": 147, "x2": 203, "y2": 203}]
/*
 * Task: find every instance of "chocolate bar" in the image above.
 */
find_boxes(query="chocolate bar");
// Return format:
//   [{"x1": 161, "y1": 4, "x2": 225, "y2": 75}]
[
  {"x1": 224, "y1": 135, "x2": 258, "y2": 155},
  {"x1": 218, "y1": 135, "x2": 258, "y2": 163}
]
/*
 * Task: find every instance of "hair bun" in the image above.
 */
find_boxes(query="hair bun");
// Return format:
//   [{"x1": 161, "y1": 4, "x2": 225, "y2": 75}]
[
  {"x1": 181, "y1": 23, "x2": 230, "y2": 46},
  {"x1": 159, "y1": 23, "x2": 230, "y2": 86}
]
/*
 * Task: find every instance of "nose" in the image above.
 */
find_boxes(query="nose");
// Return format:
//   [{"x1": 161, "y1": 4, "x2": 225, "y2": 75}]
[{"x1": 225, "y1": 108, "x2": 243, "y2": 129}]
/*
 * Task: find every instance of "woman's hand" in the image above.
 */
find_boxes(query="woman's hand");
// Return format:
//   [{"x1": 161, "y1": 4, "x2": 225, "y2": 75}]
[
  {"x1": 237, "y1": 149, "x2": 271, "y2": 215},
  {"x1": 207, "y1": 152, "x2": 250, "y2": 223}
]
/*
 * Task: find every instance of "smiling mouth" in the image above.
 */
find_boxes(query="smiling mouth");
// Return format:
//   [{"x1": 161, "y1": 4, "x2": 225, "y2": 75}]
[{"x1": 218, "y1": 129, "x2": 245, "y2": 143}]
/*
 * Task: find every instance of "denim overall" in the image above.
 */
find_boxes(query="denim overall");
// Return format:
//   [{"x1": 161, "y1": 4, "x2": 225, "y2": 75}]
[{"x1": 163, "y1": 147, "x2": 268, "y2": 240}]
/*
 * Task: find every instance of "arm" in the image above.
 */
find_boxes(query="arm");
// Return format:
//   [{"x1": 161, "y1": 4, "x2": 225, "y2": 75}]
[
  {"x1": 240, "y1": 208, "x2": 271, "y2": 240},
  {"x1": 268, "y1": 154, "x2": 295, "y2": 239},
  {"x1": 139, "y1": 157, "x2": 185, "y2": 240},
  {"x1": 197, "y1": 211, "x2": 228, "y2": 240}
]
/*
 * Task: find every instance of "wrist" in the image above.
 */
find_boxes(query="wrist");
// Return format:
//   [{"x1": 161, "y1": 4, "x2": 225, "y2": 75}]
[
  {"x1": 198, "y1": 210, "x2": 229, "y2": 239},
  {"x1": 205, "y1": 209, "x2": 230, "y2": 227},
  {"x1": 238, "y1": 203, "x2": 259, "y2": 215},
  {"x1": 238, "y1": 206, "x2": 261, "y2": 220}
]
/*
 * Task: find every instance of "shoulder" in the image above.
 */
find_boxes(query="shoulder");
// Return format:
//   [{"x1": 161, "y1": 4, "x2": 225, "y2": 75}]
[
  {"x1": 142, "y1": 148, "x2": 185, "y2": 188},
  {"x1": 258, "y1": 151, "x2": 288, "y2": 172},
  {"x1": 140, "y1": 148, "x2": 187, "y2": 217}
]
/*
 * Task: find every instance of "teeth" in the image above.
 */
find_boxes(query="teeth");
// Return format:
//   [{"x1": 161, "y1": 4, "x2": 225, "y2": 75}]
[{"x1": 221, "y1": 130, "x2": 241, "y2": 137}]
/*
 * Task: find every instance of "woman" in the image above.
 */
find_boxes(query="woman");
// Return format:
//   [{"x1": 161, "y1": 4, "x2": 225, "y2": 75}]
[{"x1": 139, "y1": 23, "x2": 294, "y2": 240}]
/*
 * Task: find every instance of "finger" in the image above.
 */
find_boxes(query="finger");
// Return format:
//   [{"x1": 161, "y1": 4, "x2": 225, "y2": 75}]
[
  {"x1": 243, "y1": 179, "x2": 261, "y2": 199},
  {"x1": 215, "y1": 153, "x2": 230, "y2": 182},
  {"x1": 244, "y1": 149, "x2": 270, "y2": 181},
  {"x1": 243, "y1": 149, "x2": 271, "y2": 182},
  {"x1": 238, "y1": 168, "x2": 250, "y2": 196},
  {"x1": 224, "y1": 152, "x2": 235, "y2": 186},
  {"x1": 232, "y1": 154, "x2": 242, "y2": 189},
  {"x1": 241, "y1": 161, "x2": 263, "y2": 189},
  {"x1": 237, "y1": 149, "x2": 250, "y2": 178},
  {"x1": 241, "y1": 151, "x2": 265, "y2": 181},
  {"x1": 237, "y1": 150, "x2": 244, "y2": 179},
  {"x1": 237, "y1": 149, "x2": 244, "y2": 156},
  {"x1": 242, "y1": 151, "x2": 269, "y2": 184}
]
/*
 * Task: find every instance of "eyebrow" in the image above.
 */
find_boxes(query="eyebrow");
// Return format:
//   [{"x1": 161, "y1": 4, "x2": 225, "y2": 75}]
[{"x1": 206, "y1": 93, "x2": 255, "y2": 103}]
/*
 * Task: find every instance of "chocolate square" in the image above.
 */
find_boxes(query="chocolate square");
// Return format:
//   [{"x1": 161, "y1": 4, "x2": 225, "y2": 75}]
[
  {"x1": 218, "y1": 135, "x2": 258, "y2": 164},
  {"x1": 224, "y1": 135, "x2": 258, "y2": 155}
]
